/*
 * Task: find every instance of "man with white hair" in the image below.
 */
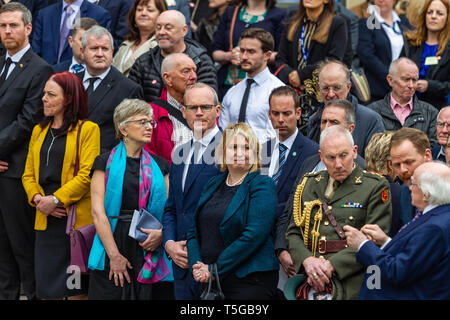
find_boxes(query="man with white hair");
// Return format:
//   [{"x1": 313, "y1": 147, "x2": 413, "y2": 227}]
[
  {"x1": 129, "y1": 10, "x2": 216, "y2": 102},
  {"x1": 285, "y1": 125, "x2": 392, "y2": 300},
  {"x1": 344, "y1": 161, "x2": 450, "y2": 299},
  {"x1": 432, "y1": 106, "x2": 450, "y2": 162}
]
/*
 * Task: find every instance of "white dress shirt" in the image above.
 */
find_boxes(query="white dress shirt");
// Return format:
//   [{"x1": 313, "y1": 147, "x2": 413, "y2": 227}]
[
  {"x1": 166, "y1": 93, "x2": 193, "y2": 150},
  {"x1": 181, "y1": 126, "x2": 219, "y2": 191},
  {"x1": 219, "y1": 67, "x2": 286, "y2": 144},
  {"x1": 268, "y1": 129, "x2": 298, "y2": 177}
]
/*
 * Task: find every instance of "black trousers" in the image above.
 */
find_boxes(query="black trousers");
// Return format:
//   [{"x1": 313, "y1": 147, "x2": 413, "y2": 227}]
[
  {"x1": 0, "y1": 177, "x2": 36, "y2": 300},
  {"x1": 218, "y1": 270, "x2": 279, "y2": 300}
]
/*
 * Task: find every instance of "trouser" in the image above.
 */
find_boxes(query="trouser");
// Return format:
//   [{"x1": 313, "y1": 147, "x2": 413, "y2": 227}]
[{"x1": 0, "y1": 177, "x2": 36, "y2": 300}]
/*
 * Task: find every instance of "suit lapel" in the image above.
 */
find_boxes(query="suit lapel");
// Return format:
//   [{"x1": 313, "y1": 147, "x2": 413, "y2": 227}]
[
  {"x1": 51, "y1": 2, "x2": 64, "y2": 58},
  {"x1": 0, "y1": 48, "x2": 33, "y2": 97}
]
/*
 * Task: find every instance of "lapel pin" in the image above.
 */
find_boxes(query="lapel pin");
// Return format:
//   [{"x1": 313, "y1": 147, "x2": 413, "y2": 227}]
[
  {"x1": 292, "y1": 152, "x2": 297, "y2": 157},
  {"x1": 19, "y1": 64, "x2": 23, "y2": 68}
]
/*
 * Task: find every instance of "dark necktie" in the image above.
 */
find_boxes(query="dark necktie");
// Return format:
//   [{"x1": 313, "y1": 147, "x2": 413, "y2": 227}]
[
  {"x1": 273, "y1": 143, "x2": 287, "y2": 185},
  {"x1": 238, "y1": 78, "x2": 254, "y2": 123},
  {"x1": 0, "y1": 58, "x2": 13, "y2": 85},
  {"x1": 86, "y1": 77, "x2": 99, "y2": 96},
  {"x1": 398, "y1": 208, "x2": 423, "y2": 233}
]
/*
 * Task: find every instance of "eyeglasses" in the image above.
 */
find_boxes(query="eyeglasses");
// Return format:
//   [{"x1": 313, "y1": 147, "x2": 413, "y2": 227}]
[
  {"x1": 408, "y1": 179, "x2": 418, "y2": 187},
  {"x1": 319, "y1": 85, "x2": 344, "y2": 93},
  {"x1": 437, "y1": 122, "x2": 450, "y2": 129},
  {"x1": 184, "y1": 105, "x2": 215, "y2": 113},
  {"x1": 124, "y1": 119, "x2": 157, "y2": 129}
]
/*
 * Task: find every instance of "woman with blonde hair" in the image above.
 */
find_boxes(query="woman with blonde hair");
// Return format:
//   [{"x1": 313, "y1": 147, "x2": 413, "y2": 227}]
[
  {"x1": 403, "y1": 0, "x2": 450, "y2": 109},
  {"x1": 186, "y1": 123, "x2": 279, "y2": 299}
]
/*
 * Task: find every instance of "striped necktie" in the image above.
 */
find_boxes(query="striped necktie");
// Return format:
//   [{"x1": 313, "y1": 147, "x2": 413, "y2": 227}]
[
  {"x1": 273, "y1": 143, "x2": 287, "y2": 185},
  {"x1": 398, "y1": 208, "x2": 423, "y2": 233}
]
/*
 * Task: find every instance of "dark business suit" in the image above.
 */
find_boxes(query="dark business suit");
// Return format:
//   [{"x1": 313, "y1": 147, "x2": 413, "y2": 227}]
[
  {"x1": 432, "y1": 145, "x2": 446, "y2": 162},
  {"x1": 0, "y1": 48, "x2": 53, "y2": 300},
  {"x1": 32, "y1": 0, "x2": 111, "y2": 65},
  {"x1": 186, "y1": 171, "x2": 280, "y2": 299},
  {"x1": 77, "y1": 66, "x2": 143, "y2": 153},
  {"x1": 97, "y1": 0, "x2": 133, "y2": 50},
  {"x1": 162, "y1": 132, "x2": 221, "y2": 300},
  {"x1": 358, "y1": 204, "x2": 450, "y2": 300},
  {"x1": 52, "y1": 59, "x2": 71, "y2": 73}
]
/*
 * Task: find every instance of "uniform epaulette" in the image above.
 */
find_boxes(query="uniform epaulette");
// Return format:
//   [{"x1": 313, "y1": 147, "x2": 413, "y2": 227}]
[
  {"x1": 305, "y1": 171, "x2": 320, "y2": 177},
  {"x1": 362, "y1": 170, "x2": 384, "y2": 180}
]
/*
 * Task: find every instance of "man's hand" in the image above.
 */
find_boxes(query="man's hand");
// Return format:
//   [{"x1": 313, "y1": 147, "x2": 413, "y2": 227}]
[
  {"x1": 343, "y1": 225, "x2": 368, "y2": 249},
  {"x1": 278, "y1": 250, "x2": 296, "y2": 277},
  {"x1": 288, "y1": 70, "x2": 301, "y2": 88},
  {"x1": 416, "y1": 80, "x2": 429, "y2": 93},
  {"x1": 361, "y1": 224, "x2": 389, "y2": 247},
  {"x1": 165, "y1": 240, "x2": 189, "y2": 269},
  {"x1": 0, "y1": 160, "x2": 8, "y2": 173},
  {"x1": 302, "y1": 256, "x2": 333, "y2": 292}
]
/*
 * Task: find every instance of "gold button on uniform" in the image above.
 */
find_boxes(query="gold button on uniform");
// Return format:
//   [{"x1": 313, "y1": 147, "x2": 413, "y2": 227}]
[
  {"x1": 349, "y1": 216, "x2": 354, "y2": 221},
  {"x1": 324, "y1": 221, "x2": 329, "y2": 226}
]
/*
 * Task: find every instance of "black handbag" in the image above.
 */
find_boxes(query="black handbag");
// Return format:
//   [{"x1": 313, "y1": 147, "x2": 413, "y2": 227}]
[{"x1": 200, "y1": 263, "x2": 225, "y2": 300}]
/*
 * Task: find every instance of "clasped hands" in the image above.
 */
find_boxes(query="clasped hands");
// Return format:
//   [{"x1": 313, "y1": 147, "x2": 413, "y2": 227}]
[
  {"x1": 192, "y1": 261, "x2": 210, "y2": 283},
  {"x1": 302, "y1": 256, "x2": 334, "y2": 292},
  {"x1": 343, "y1": 224, "x2": 389, "y2": 249},
  {"x1": 33, "y1": 194, "x2": 66, "y2": 218}
]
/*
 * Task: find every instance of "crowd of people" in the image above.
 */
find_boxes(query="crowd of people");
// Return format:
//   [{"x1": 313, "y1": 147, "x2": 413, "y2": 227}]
[{"x1": 0, "y1": 0, "x2": 448, "y2": 301}]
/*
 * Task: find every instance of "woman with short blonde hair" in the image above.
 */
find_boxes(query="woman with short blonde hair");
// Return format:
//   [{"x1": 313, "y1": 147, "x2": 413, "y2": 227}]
[{"x1": 187, "y1": 123, "x2": 279, "y2": 299}]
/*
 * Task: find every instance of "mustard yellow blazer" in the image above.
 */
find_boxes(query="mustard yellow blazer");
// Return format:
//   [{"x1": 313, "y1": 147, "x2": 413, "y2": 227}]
[{"x1": 22, "y1": 120, "x2": 100, "y2": 231}]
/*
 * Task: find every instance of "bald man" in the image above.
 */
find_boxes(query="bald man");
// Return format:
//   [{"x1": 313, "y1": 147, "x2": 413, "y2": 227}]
[{"x1": 129, "y1": 10, "x2": 216, "y2": 102}]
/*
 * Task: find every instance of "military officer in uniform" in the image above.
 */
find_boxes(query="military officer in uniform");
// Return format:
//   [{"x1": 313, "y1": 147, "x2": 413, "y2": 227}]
[{"x1": 285, "y1": 125, "x2": 392, "y2": 300}]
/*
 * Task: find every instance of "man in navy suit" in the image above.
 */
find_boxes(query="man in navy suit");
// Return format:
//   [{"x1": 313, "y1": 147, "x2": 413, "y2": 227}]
[
  {"x1": 31, "y1": 0, "x2": 111, "y2": 65},
  {"x1": 432, "y1": 106, "x2": 450, "y2": 162},
  {"x1": 344, "y1": 161, "x2": 450, "y2": 300},
  {"x1": 163, "y1": 82, "x2": 221, "y2": 300},
  {"x1": 261, "y1": 86, "x2": 319, "y2": 291}
]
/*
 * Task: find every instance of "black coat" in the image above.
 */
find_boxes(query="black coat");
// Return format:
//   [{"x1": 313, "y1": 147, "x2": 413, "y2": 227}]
[
  {"x1": 368, "y1": 93, "x2": 438, "y2": 147},
  {"x1": 0, "y1": 48, "x2": 53, "y2": 179},
  {"x1": 275, "y1": 15, "x2": 351, "y2": 85},
  {"x1": 402, "y1": 40, "x2": 450, "y2": 110},
  {"x1": 77, "y1": 67, "x2": 144, "y2": 153},
  {"x1": 128, "y1": 38, "x2": 217, "y2": 102}
]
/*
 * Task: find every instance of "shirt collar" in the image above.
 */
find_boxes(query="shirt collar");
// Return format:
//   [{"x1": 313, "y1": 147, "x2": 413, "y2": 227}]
[
  {"x1": 245, "y1": 67, "x2": 270, "y2": 86},
  {"x1": 193, "y1": 126, "x2": 219, "y2": 147},
  {"x1": 6, "y1": 44, "x2": 30, "y2": 63},
  {"x1": 166, "y1": 92, "x2": 183, "y2": 109},
  {"x1": 83, "y1": 67, "x2": 111, "y2": 83},
  {"x1": 70, "y1": 56, "x2": 85, "y2": 70},
  {"x1": 423, "y1": 204, "x2": 438, "y2": 215},
  {"x1": 277, "y1": 128, "x2": 298, "y2": 151},
  {"x1": 438, "y1": 146, "x2": 446, "y2": 159},
  {"x1": 369, "y1": 4, "x2": 401, "y2": 24}
]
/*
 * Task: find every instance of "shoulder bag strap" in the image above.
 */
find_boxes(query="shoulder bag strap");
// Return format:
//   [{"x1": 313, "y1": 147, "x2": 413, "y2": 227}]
[
  {"x1": 320, "y1": 199, "x2": 346, "y2": 239},
  {"x1": 66, "y1": 120, "x2": 87, "y2": 234},
  {"x1": 153, "y1": 99, "x2": 190, "y2": 129},
  {"x1": 229, "y1": 5, "x2": 240, "y2": 51}
]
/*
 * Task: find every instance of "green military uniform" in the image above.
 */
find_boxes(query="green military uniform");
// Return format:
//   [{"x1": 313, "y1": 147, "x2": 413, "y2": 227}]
[{"x1": 286, "y1": 164, "x2": 392, "y2": 300}]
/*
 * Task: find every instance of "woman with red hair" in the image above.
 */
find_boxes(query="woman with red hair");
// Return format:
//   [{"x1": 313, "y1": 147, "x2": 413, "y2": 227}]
[
  {"x1": 22, "y1": 72, "x2": 100, "y2": 299},
  {"x1": 403, "y1": 0, "x2": 450, "y2": 109}
]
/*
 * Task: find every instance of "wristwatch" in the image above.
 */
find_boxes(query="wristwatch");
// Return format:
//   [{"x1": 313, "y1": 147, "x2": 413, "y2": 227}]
[{"x1": 52, "y1": 195, "x2": 60, "y2": 205}]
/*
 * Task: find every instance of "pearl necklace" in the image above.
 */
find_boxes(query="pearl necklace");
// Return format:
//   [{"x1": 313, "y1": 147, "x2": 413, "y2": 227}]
[{"x1": 226, "y1": 172, "x2": 248, "y2": 187}]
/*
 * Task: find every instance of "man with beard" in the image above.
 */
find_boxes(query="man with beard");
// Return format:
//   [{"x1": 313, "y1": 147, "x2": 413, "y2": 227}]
[{"x1": 219, "y1": 28, "x2": 285, "y2": 144}]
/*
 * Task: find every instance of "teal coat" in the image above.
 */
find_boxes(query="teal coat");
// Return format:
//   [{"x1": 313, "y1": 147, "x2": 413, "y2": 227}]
[{"x1": 186, "y1": 171, "x2": 279, "y2": 279}]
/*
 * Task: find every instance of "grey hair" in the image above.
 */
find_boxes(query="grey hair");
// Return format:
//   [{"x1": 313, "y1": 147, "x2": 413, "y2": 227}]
[
  {"x1": 161, "y1": 52, "x2": 192, "y2": 74},
  {"x1": 417, "y1": 162, "x2": 450, "y2": 206},
  {"x1": 0, "y1": 2, "x2": 32, "y2": 25},
  {"x1": 184, "y1": 82, "x2": 219, "y2": 106},
  {"x1": 320, "y1": 125, "x2": 354, "y2": 149},
  {"x1": 437, "y1": 106, "x2": 450, "y2": 122},
  {"x1": 81, "y1": 25, "x2": 114, "y2": 50},
  {"x1": 388, "y1": 57, "x2": 418, "y2": 78},
  {"x1": 324, "y1": 99, "x2": 355, "y2": 125},
  {"x1": 114, "y1": 99, "x2": 153, "y2": 140}
]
